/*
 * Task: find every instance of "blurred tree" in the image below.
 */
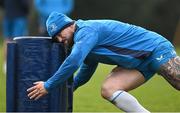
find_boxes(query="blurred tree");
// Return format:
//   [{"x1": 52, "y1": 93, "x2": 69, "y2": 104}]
[
  {"x1": 0, "y1": 0, "x2": 4, "y2": 8},
  {"x1": 142, "y1": 0, "x2": 180, "y2": 42},
  {"x1": 72, "y1": 0, "x2": 180, "y2": 43},
  {"x1": 174, "y1": 18, "x2": 180, "y2": 46}
]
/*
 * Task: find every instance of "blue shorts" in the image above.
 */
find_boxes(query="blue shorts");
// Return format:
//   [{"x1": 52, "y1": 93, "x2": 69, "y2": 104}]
[
  {"x1": 3, "y1": 17, "x2": 28, "y2": 39},
  {"x1": 136, "y1": 40, "x2": 177, "y2": 80}
]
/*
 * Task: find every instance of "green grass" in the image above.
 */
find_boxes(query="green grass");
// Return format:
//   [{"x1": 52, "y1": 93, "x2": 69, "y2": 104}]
[
  {"x1": 73, "y1": 65, "x2": 180, "y2": 112},
  {"x1": 0, "y1": 43, "x2": 180, "y2": 112},
  {"x1": 0, "y1": 40, "x2": 6, "y2": 112}
]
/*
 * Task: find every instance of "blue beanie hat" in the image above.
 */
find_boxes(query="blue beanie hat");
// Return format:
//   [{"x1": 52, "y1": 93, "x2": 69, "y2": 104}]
[{"x1": 46, "y1": 12, "x2": 73, "y2": 37}]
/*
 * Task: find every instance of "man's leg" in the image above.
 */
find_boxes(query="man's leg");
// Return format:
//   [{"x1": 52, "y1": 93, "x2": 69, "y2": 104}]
[
  {"x1": 158, "y1": 56, "x2": 180, "y2": 90},
  {"x1": 101, "y1": 67, "x2": 150, "y2": 112}
]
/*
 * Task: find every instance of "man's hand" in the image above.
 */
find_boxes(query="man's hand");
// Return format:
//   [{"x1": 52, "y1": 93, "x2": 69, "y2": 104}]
[{"x1": 27, "y1": 81, "x2": 48, "y2": 100}]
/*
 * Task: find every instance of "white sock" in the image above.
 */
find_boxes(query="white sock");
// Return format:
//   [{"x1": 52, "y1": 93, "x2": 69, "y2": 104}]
[{"x1": 108, "y1": 90, "x2": 150, "y2": 113}]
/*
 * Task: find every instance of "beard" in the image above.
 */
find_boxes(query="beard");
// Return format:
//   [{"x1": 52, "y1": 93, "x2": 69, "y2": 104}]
[
  {"x1": 63, "y1": 37, "x2": 73, "y2": 56},
  {"x1": 64, "y1": 41, "x2": 69, "y2": 55}
]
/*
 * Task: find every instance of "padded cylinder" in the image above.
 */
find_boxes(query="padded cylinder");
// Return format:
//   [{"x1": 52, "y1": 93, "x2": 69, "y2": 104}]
[{"x1": 6, "y1": 37, "x2": 73, "y2": 112}]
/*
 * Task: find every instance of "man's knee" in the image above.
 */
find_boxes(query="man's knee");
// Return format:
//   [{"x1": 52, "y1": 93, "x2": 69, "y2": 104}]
[
  {"x1": 101, "y1": 82, "x2": 126, "y2": 100},
  {"x1": 158, "y1": 56, "x2": 180, "y2": 90},
  {"x1": 101, "y1": 84, "x2": 114, "y2": 99}
]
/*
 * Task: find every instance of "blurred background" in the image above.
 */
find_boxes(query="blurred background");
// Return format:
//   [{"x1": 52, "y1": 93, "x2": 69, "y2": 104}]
[{"x1": 0, "y1": 0, "x2": 180, "y2": 112}]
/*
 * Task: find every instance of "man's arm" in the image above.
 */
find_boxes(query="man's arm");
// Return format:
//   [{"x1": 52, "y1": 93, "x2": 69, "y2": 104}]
[
  {"x1": 27, "y1": 27, "x2": 98, "y2": 100},
  {"x1": 73, "y1": 61, "x2": 98, "y2": 91},
  {"x1": 44, "y1": 27, "x2": 99, "y2": 92}
]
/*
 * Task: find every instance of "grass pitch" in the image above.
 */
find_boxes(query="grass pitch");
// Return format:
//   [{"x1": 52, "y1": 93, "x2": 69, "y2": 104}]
[
  {"x1": 73, "y1": 63, "x2": 180, "y2": 112},
  {"x1": 0, "y1": 41, "x2": 180, "y2": 112},
  {"x1": 0, "y1": 40, "x2": 6, "y2": 111}
]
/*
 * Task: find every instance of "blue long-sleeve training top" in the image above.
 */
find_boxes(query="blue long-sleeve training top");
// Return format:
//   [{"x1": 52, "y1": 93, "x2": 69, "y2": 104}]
[{"x1": 44, "y1": 19, "x2": 168, "y2": 91}]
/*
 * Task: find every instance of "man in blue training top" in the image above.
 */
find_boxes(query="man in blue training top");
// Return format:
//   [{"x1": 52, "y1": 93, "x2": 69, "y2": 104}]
[
  {"x1": 27, "y1": 12, "x2": 180, "y2": 112},
  {"x1": 2, "y1": 0, "x2": 29, "y2": 74},
  {"x1": 34, "y1": 0, "x2": 74, "y2": 36}
]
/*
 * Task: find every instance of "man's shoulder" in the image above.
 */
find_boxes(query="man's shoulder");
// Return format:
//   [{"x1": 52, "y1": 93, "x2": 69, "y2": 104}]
[{"x1": 75, "y1": 22, "x2": 97, "y2": 33}]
